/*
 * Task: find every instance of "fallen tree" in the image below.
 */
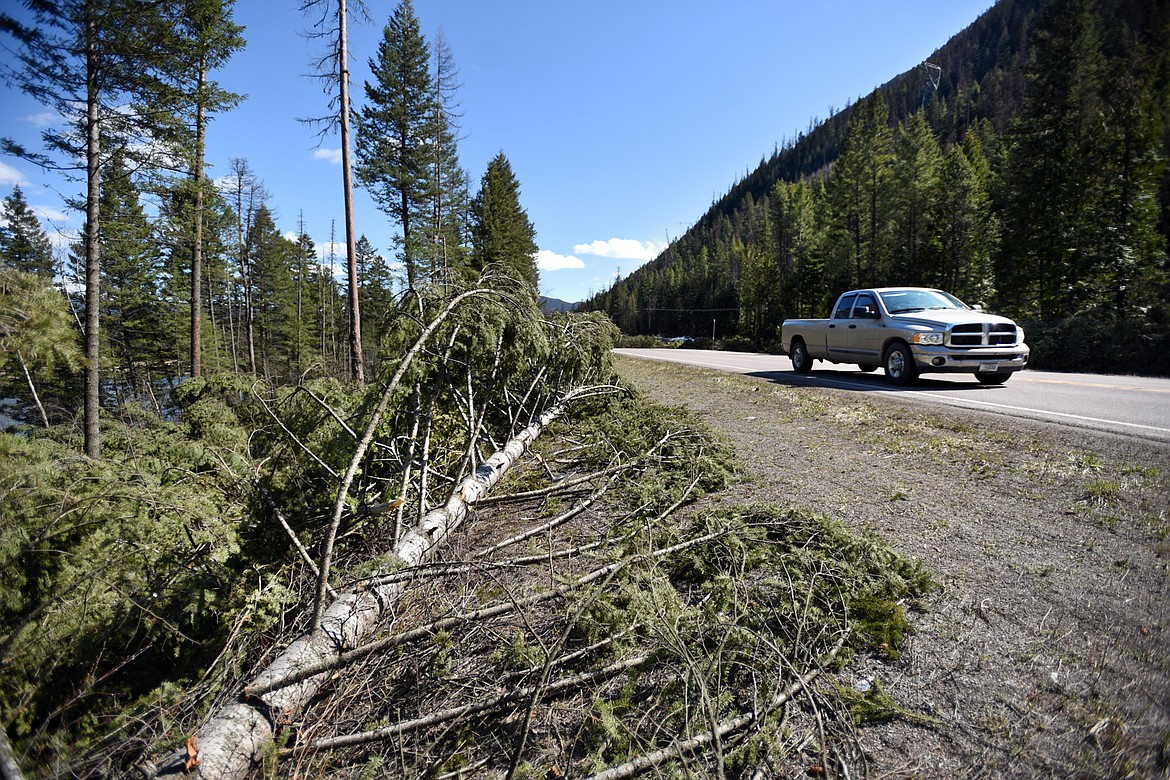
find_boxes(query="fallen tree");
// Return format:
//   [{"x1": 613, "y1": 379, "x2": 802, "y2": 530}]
[{"x1": 151, "y1": 385, "x2": 606, "y2": 779}]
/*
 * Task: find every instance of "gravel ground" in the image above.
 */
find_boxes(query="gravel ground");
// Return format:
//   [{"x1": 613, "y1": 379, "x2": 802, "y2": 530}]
[{"x1": 614, "y1": 354, "x2": 1170, "y2": 779}]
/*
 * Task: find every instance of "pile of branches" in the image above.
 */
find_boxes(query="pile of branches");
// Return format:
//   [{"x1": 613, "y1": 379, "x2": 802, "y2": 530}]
[{"x1": 155, "y1": 382, "x2": 931, "y2": 778}]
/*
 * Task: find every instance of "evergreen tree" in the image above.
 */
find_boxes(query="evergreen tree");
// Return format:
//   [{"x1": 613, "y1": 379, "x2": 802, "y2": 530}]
[
  {"x1": 892, "y1": 112, "x2": 942, "y2": 284},
  {"x1": 175, "y1": 0, "x2": 244, "y2": 379},
  {"x1": 356, "y1": 234, "x2": 395, "y2": 366},
  {"x1": 737, "y1": 195, "x2": 782, "y2": 341},
  {"x1": 0, "y1": 185, "x2": 55, "y2": 278},
  {"x1": 156, "y1": 175, "x2": 237, "y2": 376},
  {"x1": 292, "y1": 227, "x2": 322, "y2": 379},
  {"x1": 470, "y1": 152, "x2": 539, "y2": 294},
  {"x1": 934, "y1": 138, "x2": 998, "y2": 303},
  {"x1": 1091, "y1": 30, "x2": 1167, "y2": 322},
  {"x1": 773, "y1": 178, "x2": 826, "y2": 318},
  {"x1": 355, "y1": 0, "x2": 435, "y2": 294},
  {"x1": 826, "y1": 94, "x2": 896, "y2": 290},
  {"x1": 221, "y1": 157, "x2": 268, "y2": 374},
  {"x1": 248, "y1": 204, "x2": 300, "y2": 381},
  {"x1": 423, "y1": 29, "x2": 472, "y2": 288}
]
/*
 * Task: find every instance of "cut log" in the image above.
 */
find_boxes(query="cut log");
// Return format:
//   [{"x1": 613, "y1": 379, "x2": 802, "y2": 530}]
[
  {"x1": 0, "y1": 724, "x2": 25, "y2": 780},
  {"x1": 153, "y1": 387, "x2": 594, "y2": 779}
]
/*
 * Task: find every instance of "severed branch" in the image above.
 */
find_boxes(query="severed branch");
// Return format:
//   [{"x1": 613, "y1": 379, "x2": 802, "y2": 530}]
[
  {"x1": 583, "y1": 635, "x2": 848, "y2": 780},
  {"x1": 475, "y1": 430, "x2": 683, "y2": 559},
  {"x1": 280, "y1": 653, "x2": 653, "y2": 756},
  {"x1": 256, "y1": 482, "x2": 336, "y2": 600},
  {"x1": 253, "y1": 385, "x2": 338, "y2": 479},
  {"x1": 243, "y1": 525, "x2": 731, "y2": 699},
  {"x1": 475, "y1": 461, "x2": 629, "y2": 506},
  {"x1": 286, "y1": 384, "x2": 358, "y2": 440}
]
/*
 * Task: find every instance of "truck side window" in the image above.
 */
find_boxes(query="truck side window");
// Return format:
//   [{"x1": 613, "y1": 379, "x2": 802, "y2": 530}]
[
  {"x1": 833, "y1": 294, "x2": 857, "y2": 319},
  {"x1": 853, "y1": 293, "x2": 878, "y2": 318}
]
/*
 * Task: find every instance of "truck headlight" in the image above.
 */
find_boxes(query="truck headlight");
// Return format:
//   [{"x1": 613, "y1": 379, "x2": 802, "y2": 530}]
[{"x1": 912, "y1": 332, "x2": 944, "y2": 345}]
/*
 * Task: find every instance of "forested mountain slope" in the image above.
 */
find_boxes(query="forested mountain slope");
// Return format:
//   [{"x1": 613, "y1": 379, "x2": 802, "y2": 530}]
[{"x1": 582, "y1": 0, "x2": 1170, "y2": 375}]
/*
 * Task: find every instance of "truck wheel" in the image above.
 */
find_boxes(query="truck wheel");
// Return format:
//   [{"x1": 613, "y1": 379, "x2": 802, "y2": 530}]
[
  {"x1": 883, "y1": 343, "x2": 918, "y2": 386},
  {"x1": 975, "y1": 372, "x2": 1011, "y2": 385},
  {"x1": 790, "y1": 339, "x2": 813, "y2": 373}
]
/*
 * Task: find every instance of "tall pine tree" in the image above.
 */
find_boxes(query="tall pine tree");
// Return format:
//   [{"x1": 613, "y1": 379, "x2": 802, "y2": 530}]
[
  {"x1": 470, "y1": 152, "x2": 539, "y2": 295},
  {"x1": 355, "y1": 0, "x2": 435, "y2": 295}
]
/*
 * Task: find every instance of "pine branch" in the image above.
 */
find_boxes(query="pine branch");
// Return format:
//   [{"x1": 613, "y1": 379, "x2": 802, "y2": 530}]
[
  {"x1": 583, "y1": 635, "x2": 848, "y2": 780},
  {"x1": 281, "y1": 653, "x2": 653, "y2": 756}
]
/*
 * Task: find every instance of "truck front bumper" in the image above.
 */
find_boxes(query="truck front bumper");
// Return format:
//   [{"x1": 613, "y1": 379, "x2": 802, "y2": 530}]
[{"x1": 909, "y1": 344, "x2": 1030, "y2": 374}]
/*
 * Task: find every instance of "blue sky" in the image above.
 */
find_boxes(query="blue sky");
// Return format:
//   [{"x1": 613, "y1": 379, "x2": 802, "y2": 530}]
[{"x1": 1, "y1": 0, "x2": 994, "y2": 303}]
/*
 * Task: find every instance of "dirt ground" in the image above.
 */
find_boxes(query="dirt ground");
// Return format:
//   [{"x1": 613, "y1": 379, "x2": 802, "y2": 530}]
[{"x1": 613, "y1": 355, "x2": 1170, "y2": 779}]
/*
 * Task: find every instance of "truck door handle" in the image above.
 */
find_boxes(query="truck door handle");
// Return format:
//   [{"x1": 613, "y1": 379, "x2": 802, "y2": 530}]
[
  {"x1": 828, "y1": 324, "x2": 836, "y2": 329},
  {"x1": 848, "y1": 324, "x2": 857, "y2": 329}
]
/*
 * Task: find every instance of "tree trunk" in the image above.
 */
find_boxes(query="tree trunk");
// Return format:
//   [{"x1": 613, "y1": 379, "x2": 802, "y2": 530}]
[
  {"x1": 190, "y1": 57, "x2": 207, "y2": 378},
  {"x1": 152, "y1": 388, "x2": 587, "y2": 779},
  {"x1": 0, "y1": 723, "x2": 25, "y2": 780},
  {"x1": 338, "y1": 0, "x2": 364, "y2": 386},
  {"x1": 83, "y1": 12, "x2": 101, "y2": 459}
]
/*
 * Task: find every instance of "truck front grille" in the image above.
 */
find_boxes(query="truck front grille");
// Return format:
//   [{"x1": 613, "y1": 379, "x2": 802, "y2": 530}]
[{"x1": 947, "y1": 323, "x2": 1018, "y2": 347}]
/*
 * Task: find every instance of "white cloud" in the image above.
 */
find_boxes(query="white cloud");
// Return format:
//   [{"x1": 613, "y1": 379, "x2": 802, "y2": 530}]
[
  {"x1": 0, "y1": 161, "x2": 27, "y2": 187},
  {"x1": 313, "y1": 148, "x2": 343, "y2": 165},
  {"x1": 316, "y1": 241, "x2": 345, "y2": 261},
  {"x1": 573, "y1": 238, "x2": 664, "y2": 261},
  {"x1": 24, "y1": 111, "x2": 60, "y2": 128},
  {"x1": 536, "y1": 249, "x2": 585, "y2": 271}
]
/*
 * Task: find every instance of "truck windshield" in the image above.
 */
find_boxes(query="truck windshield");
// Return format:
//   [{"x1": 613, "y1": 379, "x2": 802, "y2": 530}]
[{"x1": 879, "y1": 289, "x2": 968, "y2": 314}]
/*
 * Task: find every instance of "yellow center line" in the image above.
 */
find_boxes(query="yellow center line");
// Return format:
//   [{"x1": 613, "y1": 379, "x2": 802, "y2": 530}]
[{"x1": 1015, "y1": 375, "x2": 1170, "y2": 393}]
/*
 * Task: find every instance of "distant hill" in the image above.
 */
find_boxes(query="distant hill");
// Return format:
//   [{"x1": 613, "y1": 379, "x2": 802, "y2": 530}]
[{"x1": 538, "y1": 296, "x2": 578, "y2": 314}]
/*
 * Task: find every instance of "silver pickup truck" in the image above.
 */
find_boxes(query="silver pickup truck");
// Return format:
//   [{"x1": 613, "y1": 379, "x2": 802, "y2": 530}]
[{"x1": 780, "y1": 287, "x2": 1030, "y2": 385}]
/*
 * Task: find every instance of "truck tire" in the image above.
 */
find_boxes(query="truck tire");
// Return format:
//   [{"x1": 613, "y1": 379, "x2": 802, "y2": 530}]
[
  {"x1": 883, "y1": 343, "x2": 918, "y2": 386},
  {"x1": 790, "y1": 339, "x2": 813, "y2": 373},
  {"x1": 975, "y1": 371, "x2": 1012, "y2": 385}
]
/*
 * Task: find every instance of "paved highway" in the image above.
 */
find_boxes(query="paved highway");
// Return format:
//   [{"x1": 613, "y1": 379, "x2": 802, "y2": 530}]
[{"x1": 615, "y1": 348, "x2": 1170, "y2": 444}]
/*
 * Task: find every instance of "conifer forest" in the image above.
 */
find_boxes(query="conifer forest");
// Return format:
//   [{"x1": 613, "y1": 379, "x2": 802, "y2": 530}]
[{"x1": 0, "y1": 0, "x2": 1168, "y2": 777}]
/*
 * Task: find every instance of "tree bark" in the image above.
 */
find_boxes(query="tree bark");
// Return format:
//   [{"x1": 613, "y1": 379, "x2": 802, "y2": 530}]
[
  {"x1": 338, "y1": 0, "x2": 364, "y2": 385},
  {"x1": 83, "y1": 10, "x2": 101, "y2": 458},
  {"x1": 153, "y1": 386, "x2": 588, "y2": 779},
  {"x1": 190, "y1": 57, "x2": 207, "y2": 378},
  {"x1": 0, "y1": 722, "x2": 24, "y2": 780}
]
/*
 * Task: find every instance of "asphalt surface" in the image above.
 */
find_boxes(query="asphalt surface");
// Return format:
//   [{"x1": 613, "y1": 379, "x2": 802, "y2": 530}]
[{"x1": 615, "y1": 348, "x2": 1170, "y2": 445}]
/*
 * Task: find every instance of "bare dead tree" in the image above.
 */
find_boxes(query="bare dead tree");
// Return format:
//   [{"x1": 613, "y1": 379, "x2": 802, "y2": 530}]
[{"x1": 300, "y1": 0, "x2": 370, "y2": 384}]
